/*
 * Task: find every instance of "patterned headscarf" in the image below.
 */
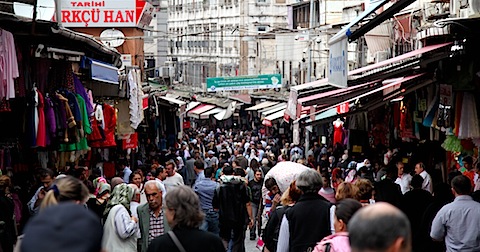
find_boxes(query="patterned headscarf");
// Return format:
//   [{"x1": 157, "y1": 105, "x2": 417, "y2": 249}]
[
  {"x1": 93, "y1": 177, "x2": 110, "y2": 197},
  {"x1": 103, "y1": 183, "x2": 134, "y2": 218}
]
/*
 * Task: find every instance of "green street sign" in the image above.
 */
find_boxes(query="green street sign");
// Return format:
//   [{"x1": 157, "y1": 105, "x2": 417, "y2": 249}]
[{"x1": 206, "y1": 74, "x2": 282, "y2": 92}]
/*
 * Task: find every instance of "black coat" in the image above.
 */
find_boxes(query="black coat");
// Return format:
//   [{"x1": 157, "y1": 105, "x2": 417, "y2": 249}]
[
  {"x1": 374, "y1": 178, "x2": 402, "y2": 207},
  {"x1": 147, "y1": 227, "x2": 225, "y2": 252},
  {"x1": 286, "y1": 193, "x2": 331, "y2": 252}
]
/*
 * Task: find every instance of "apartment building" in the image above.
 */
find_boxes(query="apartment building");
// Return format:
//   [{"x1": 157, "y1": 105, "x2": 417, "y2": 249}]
[{"x1": 167, "y1": 0, "x2": 292, "y2": 89}]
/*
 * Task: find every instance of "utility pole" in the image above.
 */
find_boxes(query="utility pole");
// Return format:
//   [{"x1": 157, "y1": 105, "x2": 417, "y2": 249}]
[
  {"x1": 307, "y1": 41, "x2": 312, "y2": 82},
  {"x1": 239, "y1": 0, "x2": 248, "y2": 76}
]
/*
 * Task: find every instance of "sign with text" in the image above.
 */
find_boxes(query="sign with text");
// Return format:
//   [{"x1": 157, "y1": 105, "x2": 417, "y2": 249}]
[
  {"x1": 328, "y1": 38, "x2": 348, "y2": 88},
  {"x1": 206, "y1": 74, "x2": 282, "y2": 92},
  {"x1": 122, "y1": 133, "x2": 138, "y2": 149},
  {"x1": 59, "y1": 0, "x2": 147, "y2": 27}
]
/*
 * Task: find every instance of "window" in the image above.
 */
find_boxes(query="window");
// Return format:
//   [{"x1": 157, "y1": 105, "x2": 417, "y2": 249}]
[{"x1": 256, "y1": 26, "x2": 267, "y2": 33}]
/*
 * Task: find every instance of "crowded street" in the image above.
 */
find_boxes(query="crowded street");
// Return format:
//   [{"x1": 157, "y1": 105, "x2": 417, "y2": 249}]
[{"x1": 2, "y1": 0, "x2": 480, "y2": 252}]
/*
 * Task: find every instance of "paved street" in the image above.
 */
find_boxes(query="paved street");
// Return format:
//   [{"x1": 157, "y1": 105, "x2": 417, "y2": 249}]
[{"x1": 245, "y1": 229, "x2": 260, "y2": 252}]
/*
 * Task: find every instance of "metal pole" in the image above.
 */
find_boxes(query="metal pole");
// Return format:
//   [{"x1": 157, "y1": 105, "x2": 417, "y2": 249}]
[
  {"x1": 309, "y1": 0, "x2": 315, "y2": 29},
  {"x1": 55, "y1": 0, "x2": 62, "y2": 26},
  {"x1": 307, "y1": 42, "x2": 312, "y2": 82}
]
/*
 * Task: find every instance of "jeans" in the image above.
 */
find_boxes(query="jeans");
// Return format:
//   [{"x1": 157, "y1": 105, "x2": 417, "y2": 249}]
[
  {"x1": 200, "y1": 209, "x2": 220, "y2": 236},
  {"x1": 220, "y1": 224, "x2": 246, "y2": 252},
  {"x1": 250, "y1": 202, "x2": 261, "y2": 238}
]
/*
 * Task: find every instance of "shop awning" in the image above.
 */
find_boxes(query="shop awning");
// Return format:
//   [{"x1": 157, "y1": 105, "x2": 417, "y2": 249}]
[
  {"x1": 305, "y1": 104, "x2": 354, "y2": 124},
  {"x1": 185, "y1": 101, "x2": 201, "y2": 112},
  {"x1": 265, "y1": 109, "x2": 286, "y2": 121},
  {"x1": 200, "y1": 108, "x2": 224, "y2": 119},
  {"x1": 214, "y1": 101, "x2": 237, "y2": 121},
  {"x1": 348, "y1": 0, "x2": 417, "y2": 42},
  {"x1": 257, "y1": 102, "x2": 286, "y2": 113},
  {"x1": 245, "y1": 101, "x2": 279, "y2": 111},
  {"x1": 329, "y1": 0, "x2": 416, "y2": 44},
  {"x1": 261, "y1": 104, "x2": 287, "y2": 116},
  {"x1": 292, "y1": 42, "x2": 451, "y2": 112},
  {"x1": 187, "y1": 104, "x2": 216, "y2": 119},
  {"x1": 329, "y1": 0, "x2": 391, "y2": 45},
  {"x1": 87, "y1": 58, "x2": 119, "y2": 84},
  {"x1": 298, "y1": 81, "x2": 375, "y2": 106},
  {"x1": 158, "y1": 96, "x2": 186, "y2": 106},
  {"x1": 301, "y1": 73, "x2": 427, "y2": 125},
  {"x1": 349, "y1": 42, "x2": 452, "y2": 78}
]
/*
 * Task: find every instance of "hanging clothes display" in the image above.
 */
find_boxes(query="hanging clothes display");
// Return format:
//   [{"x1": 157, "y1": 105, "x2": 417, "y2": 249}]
[
  {"x1": 102, "y1": 103, "x2": 116, "y2": 147},
  {"x1": 91, "y1": 103, "x2": 116, "y2": 148},
  {"x1": 0, "y1": 28, "x2": 19, "y2": 101},
  {"x1": 88, "y1": 104, "x2": 105, "y2": 143},
  {"x1": 458, "y1": 92, "x2": 480, "y2": 139},
  {"x1": 128, "y1": 69, "x2": 144, "y2": 130},
  {"x1": 117, "y1": 100, "x2": 135, "y2": 136},
  {"x1": 333, "y1": 119, "x2": 344, "y2": 146},
  {"x1": 73, "y1": 74, "x2": 94, "y2": 116},
  {"x1": 44, "y1": 95, "x2": 57, "y2": 146},
  {"x1": 36, "y1": 89, "x2": 46, "y2": 147}
]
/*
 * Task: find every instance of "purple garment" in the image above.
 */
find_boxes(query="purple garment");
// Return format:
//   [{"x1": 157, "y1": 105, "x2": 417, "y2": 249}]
[
  {"x1": 73, "y1": 73, "x2": 93, "y2": 116},
  {"x1": 34, "y1": 59, "x2": 51, "y2": 93},
  {"x1": 44, "y1": 97, "x2": 57, "y2": 146}
]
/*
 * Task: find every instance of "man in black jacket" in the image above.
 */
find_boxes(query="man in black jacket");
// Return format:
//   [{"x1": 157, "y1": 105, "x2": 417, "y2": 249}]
[
  {"x1": 213, "y1": 166, "x2": 253, "y2": 252},
  {"x1": 276, "y1": 169, "x2": 331, "y2": 252}
]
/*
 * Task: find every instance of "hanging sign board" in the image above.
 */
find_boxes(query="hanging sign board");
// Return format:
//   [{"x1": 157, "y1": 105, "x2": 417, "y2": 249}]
[
  {"x1": 328, "y1": 38, "x2": 348, "y2": 88},
  {"x1": 59, "y1": 0, "x2": 149, "y2": 28},
  {"x1": 206, "y1": 74, "x2": 281, "y2": 92}
]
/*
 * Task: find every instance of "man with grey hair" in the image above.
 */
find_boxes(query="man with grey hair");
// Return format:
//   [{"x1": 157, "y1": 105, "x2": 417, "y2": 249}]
[
  {"x1": 260, "y1": 158, "x2": 271, "y2": 177},
  {"x1": 349, "y1": 202, "x2": 411, "y2": 252},
  {"x1": 137, "y1": 180, "x2": 171, "y2": 252},
  {"x1": 276, "y1": 169, "x2": 332, "y2": 252}
]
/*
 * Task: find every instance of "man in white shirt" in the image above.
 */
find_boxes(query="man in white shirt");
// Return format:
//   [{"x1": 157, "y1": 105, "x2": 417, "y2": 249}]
[
  {"x1": 414, "y1": 162, "x2": 433, "y2": 194},
  {"x1": 163, "y1": 160, "x2": 184, "y2": 192},
  {"x1": 395, "y1": 161, "x2": 412, "y2": 194},
  {"x1": 154, "y1": 166, "x2": 167, "y2": 199},
  {"x1": 205, "y1": 150, "x2": 219, "y2": 168}
]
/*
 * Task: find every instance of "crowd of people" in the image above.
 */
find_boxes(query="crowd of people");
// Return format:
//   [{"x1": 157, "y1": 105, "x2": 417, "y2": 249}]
[{"x1": 1, "y1": 127, "x2": 480, "y2": 252}]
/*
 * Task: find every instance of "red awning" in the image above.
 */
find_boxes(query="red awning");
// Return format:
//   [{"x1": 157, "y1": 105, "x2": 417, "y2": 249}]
[
  {"x1": 297, "y1": 81, "x2": 376, "y2": 106},
  {"x1": 187, "y1": 104, "x2": 216, "y2": 119}
]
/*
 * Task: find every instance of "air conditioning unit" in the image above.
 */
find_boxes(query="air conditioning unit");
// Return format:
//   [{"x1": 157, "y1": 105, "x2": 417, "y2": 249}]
[
  {"x1": 458, "y1": 0, "x2": 480, "y2": 18},
  {"x1": 423, "y1": 2, "x2": 449, "y2": 22},
  {"x1": 375, "y1": 51, "x2": 390, "y2": 63}
]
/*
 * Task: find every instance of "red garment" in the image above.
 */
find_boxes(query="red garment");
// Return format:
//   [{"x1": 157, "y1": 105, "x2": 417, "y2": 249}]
[
  {"x1": 333, "y1": 122, "x2": 343, "y2": 146},
  {"x1": 36, "y1": 90, "x2": 46, "y2": 147},
  {"x1": 103, "y1": 162, "x2": 116, "y2": 178},
  {"x1": 463, "y1": 170, "x2": 475, "y2": 190},
  {"x1": 88, "y1": 116, "x2": 104, "y2": 143},
  {"x1": 101, "y1": 103, "x2": 116, "y2": 147}
]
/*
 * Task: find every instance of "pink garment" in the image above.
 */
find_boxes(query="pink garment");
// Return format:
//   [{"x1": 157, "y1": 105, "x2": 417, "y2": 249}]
[
  {"x1": 319, "y1": 187, "x2": 337, "y2": 204},
  {"x1": 0, "y1": 29, "x2": 19, "y2": 100},
  {"x1": 313, "y1": 232, "x2": 351, "y2": 252}
]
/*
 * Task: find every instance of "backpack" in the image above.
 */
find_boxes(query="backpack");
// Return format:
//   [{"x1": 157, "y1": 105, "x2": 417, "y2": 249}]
[{"x1": 216, "y1": 180, "x2": 248, "y2": 225}]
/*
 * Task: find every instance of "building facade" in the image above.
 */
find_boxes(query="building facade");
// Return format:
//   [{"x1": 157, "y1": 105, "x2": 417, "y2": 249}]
[{"x1": 167, "y1": 0, "x2": 292, "y2": 89}]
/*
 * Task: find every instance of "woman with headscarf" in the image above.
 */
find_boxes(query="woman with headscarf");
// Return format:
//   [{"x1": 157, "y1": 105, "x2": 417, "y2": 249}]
[
  {"x1": 102, "y1": 183, "x2": 138, "y2": 252},
  {"x1": 86, "y1": 177, "x2": 111, "y2": 219},
  {"x1": 328, "y1": 156, "x2": 336, "y2": 172}
]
